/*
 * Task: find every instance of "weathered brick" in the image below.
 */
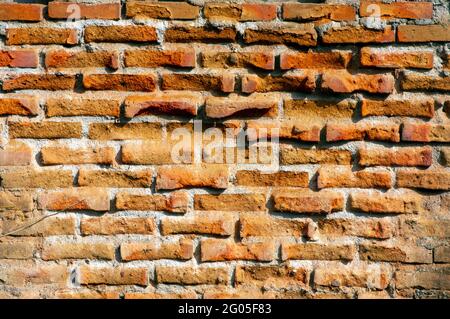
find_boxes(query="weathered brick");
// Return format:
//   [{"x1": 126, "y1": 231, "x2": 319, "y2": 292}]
[
  {"x1": 360, "y1": 242, "x2": 432, "y2": 264},
  {"x1": 126, "y1": 1, "x2": 199, "y2": 20},
  {"x1": 243, "y1": 26, "x2": 317, "y2": 46},
  {"x1": 401, "y1": 73, "x2": 450, "y2": 91},
  {"x1": 395, "y1": 268, "x2": 450, "y2": 290},
  {"x1": 46, "y1": 98, "x2": 120, "y2": 117},
  {"x1": 396, "y1": 170, "x2": 450, "y2": 190},
  {"x1": 398, "y1": 24, "x2": 450, "y2": 42},
  {"x1": 246, "y1": 121, "x2": 321, "y2": 142},
  {"x1": 358, "y1": 146, "x2": 432, "y2": 167},
  {"x1": 45, "y1": 50, "x2": 118, "y2": 69},
  {"x1": 205, "y1": 94, "x2": 277, "y2": 119},
  {"x1": 434, "y1": 247, "x2": 450, "y2": 263},
  {"x1": 235, "y1": 170, "x2": 309, "y2": 187},
  {"x1": 81, "y1": 216, "x2": 156, "y2": 235},
  {"x1": 0, "y1": 96, "x2": 39, "y2": 116},
  {"x1": 322, "y1": 26, "x2": 395, "y2": 44},
  {"x1": 0, "y1": 191, "x2": 33, "y2": 212},
  {"x1": 41, "y1": 146, "x2": 115, "y2": 165},
  {"x1": 54, "y1": 290, "x2": 120, "y2": 299},
  {"x1": 282, "y1": 243, "x2": 355, "y2": 261},
  {"x1": 84, "y1": 25, "x2": 157, "y2": 43},
  {"x1": 282, "y1": 3, "x2": 355, "y2": 22},
  {"x1": 116, "y1": 191, "x2": 189, "y2": 213},
  {"x1": 205, "y1": 3, "x2": 277, "y2": 21},
  {"x1": 165, "y1": 26, "x2": 236, "y2": 43},
  {"x1": 0, "y1": 142, "x2": 32, "y2": 166},
  {"x1": 48, "y1": 2, "x2": 120, "y2": 20},
  {"x1": 0, "y1": 3, "x2": 43, "y2": 21},
  {"x1": 161, "y1": 214, "x2": 234, "y2": 236},
  {"x1": 283, "y1": 98, "x2": 356, "y2": 123},
  {"x1": 121, "y1": 238, "x2": 193, "y2": 261},
  {"x1": 273, "y1": 190, "x2": 344, "y2": 214},
  {"x1": 125, "y1": 49, "x2": 195, "y2": 68},
  {"x1": 202, "y1": 51, "x2": 274, "y2": 70},
  {"x1": 360, "y1": 47, "x2": 433, "y2": 69},
  {"x1": 156, "y1": 266, "x2": 229, "y2": 285},
  {"x1": 442, "y1": 148, "x2": 450, "y2": 166},
  {"x1": 0, "y1": 264, "x2": 69, "y2": 286},
  {"x1": 1, "y1": 169, "x2": 73, "y2": 189},
  {"x1": 0, "y1": 50, "x2": 38, "y2": 68},
  {"x1": 156, "y1": 165, "x2": 228, "y2": 190},
  {"x1": 124, "y1": 291, "x2": 197, "y2": 299},
  {"x1": 402, "y1": 123, "x2": 450, "y2": 142},
  {"x1": 79, "y1": 266, "x2": 148, "y2": 286},
  {"x1": 400, "y1": 218, "x2": 450, "y2": 239},
  {"x1": 0, "y1": 238, "x2": 38, "y2": 259},
  {"x1": 360, "y1": 1, "x2": 433, "y2": 19},
  {"x1": 6, "y1": 28, "x2": 78, "y2": 45},
  {"x1": 194, "y1": 193, "x2": 266, "y2": 212},
  {"x1": 9, "y1": 122, "x2": 82, "y2": 139},
  {"x1": 280, "y1": 146, "x2": 352, "y2": 165},
  {"x1": 326, "y1": 123, "x2": 400, "y2": 142},
  {"x1": 88, "y1": 123, "x2": 162, "y2": 140},
  {"x1": 162, "y1": 73, "x2": 234, "y2": 92},
  {"x1": 2, "y1": 214, "x2": 76, "y2": 236},
  {"x1": 240, "y1": 215, "x2": 311, "y2": 238},
  {"x1": 3, "y1": 74, "x2": 76, "y2": 91},
  {"x1": 281, "y1": 51, "x2": 352, "y2": 70},
  {"x1": 242, "y1": 73, "x2": 316, "y2": 93},
  {"x1": 317, "y1": 166, "x2": 392, "y2": 189},
  {"x1": 125, "y1": 93, "x2": 201, "y2": 117},
  {"x1": 201, "y1": 239, "x2": 275, "y2": 262},
  {"x1": 42, "y1": 241, "x2": 115, "y2": 260},
  {"x1": 78, "y1": 169, "x2": 152, "y2": 188},
  {"x1": 350, "y1": 191, "x2": 422, "y2": 214},
  {"x1": 83, "y1": 74, "x2": 156, "y2": 92},
  {"x1": 318, "y1": 218, "x2": 395, "y2": 239},
  {"x1": 121, "y1": 140, "x2": 192, "y2": 165},
  {"x1": 38, "y1": 188, "x2": 110, "y2": 211},
  {"x1": 321, "y1": 71, "x2": 394, "y2": 94},
  {"x1": 235, "y1": 265, "x2": 308, "y2": 288},
  {"x1": 361, "y1": 98, "x2": 434, "y2": 118}
]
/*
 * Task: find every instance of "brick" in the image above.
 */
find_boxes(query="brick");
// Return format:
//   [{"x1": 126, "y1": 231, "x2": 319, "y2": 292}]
[
  {"x1": 235, "y1": 265, "x2": 308, "y2": 288},
  {"x1": 360, "y1": 1, "x2": 433, "y2": 19},
  {"x1": 162, "y1": 73, "x2": 234, "y2": 92},
  {"x1": 244, "y1": 26, "x2": 317, "y2": 46},
  {"x1": 282, "y1": 3, "x2": 355, "y2": 22},
  {"x1": 126, "y1": 1, "x2": 199, "y2": 20},
  {"x1": 125, "y1": 49, "x2": 195, "y2": 68},
  {"x1": 205, "y1": 94, "x2": 277, "y2": 119},
  {"x1": 0, "y1": 142, "x2": 32, "y2": 166},
  {"x1": 273, "y1": 190, "x2": 344, "y2": 214},
  {"x1": 156, "y1": 165, "x2": 228, "y2": 190},
  {"x1": 360, "y1": 242, "x2": 432, "y2": 264},
  {"x1": 121, "y1": 140, "x2": 192, "y2": 165},
  {"x1": 317, "y1": 166, "x2": 392, "y2": 189},
  {"x1": 124, "y1": 93, "x2": 201, "y2": 117},
  {"x1": 240, "y1": 215, "x2": 311, "y2": 238},
  {"x1": 402, "y1": 123, "x2": 450, "y2": 142},
  {"x1": 0, "y1": 50, "x2": 38, "y2": 68},
  {"x1": 194, "y1": 193, "x2": 266, "y2": 212},
  {"x1": 361, "y1": 98, "x2": 434, "y2": 118},
  {"x1": 116, "y1": 191, "x2": 189, "y2": 213},
  {"x1": 3, "y1": 74, "x2": 76, "y2": 91},
  {"x1": 326, "y1": 123, "x2": 400, "y2": 142},
  {"x1": 350, "y1": 191, "x2": 422, "y2": 214},
  {"x1": 398, "y1": 24, "x2": 450, "y2": 42},
  {"x1": 46, "y1": 98, "x2": 120, "y2": 117},
  {"x1": 314, "y1": 264, "x2": 390, "y2": 289},
  {"x1": 242, "y1": 73, "x2": 316, "y2": 93},
  {"x1": 42, "y1": 242, "x2": 115, "y2": 260},
  {"x1": 321, "y1": 71, "x2": 394, "y2": 94},
  {"x1": 81, "y1": 216, "x2": 155, "y2": 235},
  {"x1": 0, "y1": 238, "x2": 38, "y2": 259},
  {"x1": 434, "y1": 247, "x2": 450, "y2": 263},
  {"x1": 156, "y1": 266, "x2": 229, "y2": 285},
  {"x1": 202, "y1": 51, "x2": 274, "y2": 70},
  {"x1": 79, "y1": 266, "x2": 148, "y2": 286},
  {"x1": 88, "y1": 123, "x2": 162, "y2": 140},
  {"x1": 443, "y1": 149, "x2": 450, "y2": 166},
  {"x1": 0, "y1": 3, "x2": 43, "y2": 21},
  {"x1": 78, "y1": 169, "x2": 152, "y2": 188},
  {"x1": 396, "y1": 269, "x2": 450, "y2": 290},
  {"x1": 282, "y1": 243, "x2": 355, "y2": 261},
  {"x1": 360, "y1": 47, "x2": 433, "y2": 69},
  {"x1": 281, "y1": 51, "x2": 352, "y2": 70},
  {"x1": 55, "y1": 290, "x2": 120, "y2": 299},
  {"x1": 235, "y1": 170, "x2": 309, "y2": 187},
  {"x1": 280, "y1": 146, "x2": 352, "y2": 165},
  {"x1": 322, "y1": 26, "x2": 395, "y2": 44},
  {"x1": 38, "y1": 188, "x2": 110, "y2": 211},
  {"x1": 121, "y1": 238, "x2": 193, "y2": 261},
  {"x1": 0, "y1": 264, "x2": 69, "y2": 286},
  {"x1": 161, "y1": 214, "x2": 234, "y2": 236},
  {"x1": 165, "y1": 26, "x2": 236, "y2": 43},
  {"x1": 283, "y1": 98, "x2": 356, "y2": 122},
  {"x1": 0, "y1": 191, "x2": 33, "y2": 212},
  {"x1": 1, "y1": 169, "x2": 73, "y2": 188},
  {"x1": 201, "y1": 239, "x2": 275, "y2": 262},
  {"x1": 83, "y1": 74, "x2": 156, "y2": 92},
  {"x1": 0, "y1": 96, "x2": 39, "y2": 116},
  {"x1": 318, "y1": 218, "x2": 395, "y2": 239},
  {"x1": 45, "y1": 50, "x2": 118, "y2": 69},
  {"x1": 205, "y1": 3, "x2": 277, "y2": 21},
  {"x1": 358, "y1": 146, "x2": 432, "y2": 167},
  {"x1": 48, "y1": 2, "x2": 120, "y2": 20},
  {"x1": 246, "y1": 121, "x2": 321, "y2": 142},
  {"x1": 2, "y1": 215, "x2": 76, "y2": 236},
  {"x1": 401, "y1": 73, "x2": 450, "y2": 91},
  {"x1": 85, "y1": 25, "x2": 157, "y2": 43},
  {"x1": 125, "y1": 291, "x2": 197, "y2": 299},
  {"x1": 396, "y1": 170, "x2": 450, "y2": 190},
  {"x1": 41, "y1": 146, "x2": 114, "y2": 165},
  {"x1": 400, "y1": 218, "x2": 450, "y2": 238},
  {"x1": 6, "y1": 28, "x2": 78, "y2": 45},
  {"x1": 9, "y1": 122, "x2": 82, "y2": 139}
]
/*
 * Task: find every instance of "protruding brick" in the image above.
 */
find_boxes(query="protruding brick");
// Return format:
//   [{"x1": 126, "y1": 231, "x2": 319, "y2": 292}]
[
  {"x1": 126, "y1": 1, "x2": 200, "y2": 20},
  {"x1": 42, "y1": 242, "x2": 115, "y2": 260},
  {"x1": 85, "y1": 25, "x2": 157, "y2": 43},
  {"x1": 89, "y1": 123, "x2": 162, "y2": 140},
  {"x1": 0, "y1": 96, "x2": 39, "y2": 116},
  {"x1": 162, "y1": 74, "x2": 234, "y2": 92},
  {"x1": 322, "y1": 26, "x2": 395, "y2": 44},
  {"x1": 78, "y1": 169, "x2": 152, "y2": 188},
  {"x1": 116, "y1": 191, "x2": 189, "y2": 213},
  {"x1": 0, "y1": 142, "x2": 32, "y2": 166},
  {"x1": 280, "y1": 146, "x2": 352, "y2": 165},
  {"x1": 156, "y1": 266, "x2": 229, "y2": 285},
  {"x1": 360, "y1": 242, "x2": 432, "y2": 264},
  {"x1": 240, "y1": 215, "x2": 311, "y2": 238},
  {"x1": 282, "y1": 3, "x2": 356, "y2": 22},
  {"x1": 3, "y1": 74, "x2": 76, "y2": 91},
  {"x1": 201, "y1": 239, "x2": 275, "y2": 262},
  {"x1": 282, "y1": 243, "x2": 355, "y2": 261},
  {"x1": 125, "y1": 49, "x2": 195, "y2": 68},
  {"x1": 0, "y1": 191, "x2": 33, "y2": 211},
  {"x1": 235, "y1": 170, "x2": 309, "y2": 187},
  {"x1": 6, "y1": 28, "x2": 78, "y2": 45},
  {"x1": 165, "y1": 27, "x2": 236, "y2": 43},
  {"x1": 0, "y1": 3, "x2": 43, "y2": 21},
  {"x1": 124, "y1": 93, "x2": 200, "y2": 117},
  {"x1": 235, "y1": 265, "x2": 308, "y2": 288},
  {"x1": 161, "y1": 214, "x2": 234, "y2": 236},
  {"x1": 281, "y1": 51, "x2": 352, "y2": 70},
  {"x1": 45, "y1": 50, "x2": 118, "y2": 69},
  {"x1": 360, "y1": 47, "x2": 433, "y2": 69},
  {"x1": 359, "y1": 146, "x2": 432, "y2": 167},
  {"x1": 350, "y1": 191, "x2": 422, "y2": 214},
  {"x1": 79, "y1": 266, "x2": 148, "y2": 286},
  {"x1": 194, "y1": 193, "x2": 266, "y2": 212},
  {"x1": 81, "y1": 216, "x2": 156, "y2": 235},
  {"x1": 156, "y1": 165, "x2": 228, "y2": 190},
  {"x1": 326, "y1": 123, "x2": 400, "y2": 142},
  {"x1": 360, "y1": 1, "x2": 433, "y2": 19},
  {"x1": 205, "y1": 3, "x2": 277, "y2": 21},
  {"x1": 361, "y1": 98, "x2": 434, "y2": 118},
  {"x1": 0, "y1": 50, "x2": 38, "y2": 68},
  {"x1": 1, "y1": 169, "x2": 73, "y2": 189},
  {"x1": 38, "y1": 188, "x2": 110, "y2": 211},
  {"x1": 121, "y1": 238, "x2": 193, "y2": 261},
  {"x1": 318, "y1": 166, "x2": 392, "y2": 189},
  {"x1": 398, "y1": 24, "x2": 450, "y2": 42},
  {"x1": 401, "y1": 73, "x2": 450, "y2": 91},
  {"x1": 9, "y1": 122, "x2": 82, "y2": 139},
  {"x1": 273, "y1": 190, "x2": 344, "y2": 214},
  {"x1": 321, "y1": 71, "x2": 394, "y2": 94},
  {"x1": 83, "y1": 74, "x2": 156, "y2": 92},
  {"x1": 319, "y1": 218, "x2": 395, "y2": 239},
  {"x1": 244, "y1": 26, "x2": 317, "y2": 46},
  {"x1": 48, "y1": 2, "x2": 120, "y2": 20},
  {"x1": 396, "y1": 170, "x2": 450, "y2": 190},
  {"x1": 402, "y1": 123, "x2": 450, "y2": 142},
  {"x1": 242, "y1": 72, "x2": 316, "y2": 93}
]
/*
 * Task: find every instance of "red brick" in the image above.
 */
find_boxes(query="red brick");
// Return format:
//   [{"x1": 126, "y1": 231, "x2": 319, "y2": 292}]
[
  {"x1": 6, "y1": 28, "x2": 78, "y2": 45},
  {"x1": 156, "y1": 165, "x2": 228, "y2": 190},
  {"x1": 272, "y1": 190, "x2": 344, "y2": 214},
  {"x1": 350, "y1": 191, "x2": 422, "y2": 214},
  {"x1": 322, "y1": 26, "x2": 395, "y2": 44},
  {"x1": 0, "y1": 3, "x2": 43, "y2": 21},
  {"x1": 9, "y1": 122, "x2": 82, "y2": 139},
  {"x1": 156, "y1": 266, "x2": 230, "y2": 285},
  {"x1": 3, "y1": 74, "x2": 76, "y2": 91},
  {"x1": 398, "y1": 24, "x2": 450, "y2": 42},
  {"x1": 46, "y1": 98, "x2": 120, "y2": 117},
  {"x1": 242, "y1": 72, "x2": 316, "y2": 93},
  {"x1": 326, "y1": 123, "x2": 400, "y2": 142},
  {"x1": 396, "y1": 170, "x2": 450, "y2": 190},
  {"x1": 318, "y1": 218, "x2": 395, "y2": 239},
  {"x1": 81, "y1": 216, "x2": 156, "y2": 235},
  {"x1": 401, "y1": 73, "x2": 450, "y2": 91},
  {"x1": 78, "y1": 169, "x2": 152, "y2": 188},
  {"x1": 165, "y1": 26, "x2": 236, "y2": 43},
  {"x1": 0, "y1": 95, "x2": 39, "y2": 116},
  {"x1": 88, "y1": 123, "x2": 162, "y2": 140},
  {"x1": 116, "y1": 191, "x2": 189, "y2": 213},
  {"x1": 282, "y1": 3, "x2": 356, "y2": 22},
  {"x1": 161, "y1": 214, "x2": 234, "y2": 236},
  {"x1": 79, "y1": 266, "x2": 148, "y2": 286},
  {"x1": 0, "y1": 142, "x2": 32, "y2": 166},
  {"x1": 194, "y1": 193, "x2": 266, "y2": 212},
  {"x1": 0, "y1": 50, "x2": 38, "y2": 68},
  {"x1": 126, "y1": 1, "x2": 200, "y2": 20},
  {"x1": 201, "y1": 239, "x2": 275, "y2": 262},
  {"x1": 321, "y1": 71, "x2": 394, "y2": 94},
  {"x1": 38, "y1": 188, "x2": 110, "y2": 211},
  {"x1": 83, "y1": 74, "x2": 157, "y2": 92},
  {"x1": 360, "y1": 47, "x2": 433, "y2": 69},
  {"x1": 201, "y1": 51, "x2": 274, "y2": 70},
  {"x1": 244, "y1": 26, "x2": 317, "y2": 46},
  {"x1": 48, "y1": 2, "x2": 120, "y2": 20},
  {"x1": 281, "y1": 51, "x2": 352, "y2": 70},
  {"x1": 125, "y1": 93, "x2": 200, "y2": 117},
  {"x1": 125, "y1": 49, "x2": 195, "y2": 68},
  {"x1": 402, "y1": 123, "x2": 450, "y2": 142},
  {"x1": 85, "y1": 25, "x2": 157, "y2": 43},
  {"x1": 121, "y1": 238, "x2": 193, "y2": 261},
  {"x1": 358, "y1": 146, "x2": 432, "y2": 167},
  {"x1": 205, "y1": 3, "x2": 277, "y2": 21},
  {"x1": 361, "y1": 98, "x2": 434, "y2": 118},
  {"x1": 45, "y1": 50, "x2": 118, "y2": 69},
  {"x1": 162, "y1": 73, "x2": 234, "y2": 92},
  {"x1": 317, "y1": 166, "x2": 392, "y2": 189},
  {"x1": 205, "y1": 94, "x2": 277, "y2": 119},
  {"x1": 235, "y1": 170, "x2": 309, "y2": 187},
  {"x1": 360, "y1": 1, "x2": 433, "y2": 19},
  {"x1": 282, "y1": 243, "x2": 355, "y2": 261}
]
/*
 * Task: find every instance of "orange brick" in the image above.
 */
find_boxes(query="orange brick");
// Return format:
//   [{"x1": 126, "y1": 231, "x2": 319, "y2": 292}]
[
  {"x1": 0, "y1": 169, "x2": 73, "y2": 189},
  {"x1": 0, "y1": 50, "x2": 38, "y2": 68},
  {"x1": 318, "y1": 218, "x2": 395, "y2": 239},
  {"x1": 9, "y1": 122, "x2": 82, "y2": 139},
  {"x1": 272, "y1": 190, "x2": 344, "y2": 214},
  {"x1": 161, "y1": 214, "x2": 234, "y2": 236},
  {"x1": 78, "y1": 169, "x2": 152, "y2": 188},
  {"x1": 396, "y1": 170, "x2": 450, "y2": 190},
  {"x1": 281, "y1": 51, "x2": 352, "y2": 70},
  {"x1": 202, "y1": 51, "x2": 274, "y2": 70},
  {"x1": 41, "y1": 146, "x2": 115, "y2": 165},
  {"x1": 205, "y1": 3, "x2": 277, "y2": 21},
  {"x1": 126, "y1": 1, "x2": 200, "y2": 20},
  {"x1": 120, "y1": 238, "x2": 193, "y2": 261},
  {"x1": 124, "y1": 93, "x2": 200, "y2": 117},
  {"x1": 402, "y1": 123, "x2": 450, "y2": 142},
  {"x1": 282, "y1": 3, "x2": 355, "y2": 22},
  {"x1": 125, "y1": 49, "x2": 195, "y2": 68},
  {"x1": 360, "y1": 47, "x2": 433, "y2": 69},
  {"x1": 0, "y1": 264, "x2": 69, "y2": 286},
  {"x1": 350, "y1": 191, "x2": 422, "y2": 214},
  {"x1": 401, "y1": 73, "x2": 450, "y2": 91},
  {"x1": 317, "y1": 166, "x2": 392, "y2": 189},
  {"x1": 240, "y1": 215, "x2": 311, "y2": 238},
  {"x1": 156, "y1": 165, "x2": 229, "y2": 190},
  {"x1": 326, "y1": 123, "x2": 400, "y2": 142},
  {"x1": 121, "y1": 140, "x2": 192, "y2": 165},
  {"x1": 246, "y1": 120, "x2": 321, "y2": 142},
  {"x1": 201, "y1": 239, "x2": 276, "y2": 262},
  {"x1": 206, "y1": 94, "x2": 277, "y2": 119},
  {"x1": 361, "y1": 98, "x2": 434, "y2": 118},
  {"x1": 242, "y1": 73, "x2": 316, "y2": 93},
  {"x1": 235, "y1": 265, "x2": 308, "y2": 288},
  {"x1": 3, "y1": 74, "x2": 76, "y2": 91},
  {"x1": 46, "y1": 98, "x2": 120, "y2": 117},
  {"x1": 358, "y1": 146, "x2": 432, "y2": 167},
  {"x1": 42, "y1": 242, "x2": 115, "y2": 260},
  {"x1": 283, "y1": 98, "x2": 356, "y2": 122},
  {"x1": 322, "y1": 26, "x2": 395, "y2": 44},
  {"x1": 235, "y1": 170, "x2": 309, "y2": 187},
  {"x1": 79, "y1": 266, "x2": 148, "y2": 286},
  {"x1": 398, "y1": 24, "x2": 450, "y2": 42},
  {"x1": 116, "y1": 191, "x2": 189, "y2": 213},
  {"x1": 6, "y1": 28, "x2": 78, "y2": 45},
  {"x1": 157, "y1": 266, "x2": 229, "y2": 285},
  {"x1": 321, "y1": 71, "x2": 394, "y2": 94},
  {"x1": 280, "y1": 146, "x2": 352, "y2": 165},
  {"x1": 38, "y1": 188, "x2": 110, "y2": 211},
  {"x1": 162, "y1": 73, "x2": 234, "y2": 92},
  {"x1": 0, "y1": 95, "x2": 39, "y2": 116},
  {"x1": 89, "y1": 122, "x2": 162, "y2": 140},
  {"x1": 2, "y1": 215, "x2": 76, "y2": 236},
  {"x1": 359, "y1": 242, "x2": 432, "y2": 264},
  {"x1": 81, "y1": 216, "x2": 156, "y2": 235},
  {"x1": 48, "y1": 2, "x2": 120, "y2": 20},
  {"x1": 45, "y1": 50, "x2": 118, "y2": 69},
  {"x1": 85, "y1": 25, "x2": 157, "y2": 43},
  {"x1": 244, "y1": 26, "x2": 317, "y2": 46},
  {"x1": 83, "y1": 74, "x2": 157, "y2": 92},
  {"x1": 194, "y1": 193, "x2": 266, "y2": 212},
  {"x1": 282, "y1": 243, "x2": 355, "y2": 261},
  {"x1": 360, "y1": 1, "x2": 433, "y2": 19},
  {"x1": 165, "y1": 26, "x2": 236, "y2": 43},
  {"x1": 0, "y1": 3, "x2": 43, "y2": 21}
]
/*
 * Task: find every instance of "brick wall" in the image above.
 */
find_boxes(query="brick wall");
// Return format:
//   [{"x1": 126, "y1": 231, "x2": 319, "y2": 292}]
[{"x1": 0, "y1": 0, "x2": 449, "y2": 299}]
